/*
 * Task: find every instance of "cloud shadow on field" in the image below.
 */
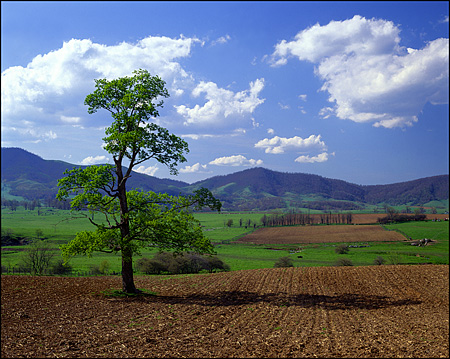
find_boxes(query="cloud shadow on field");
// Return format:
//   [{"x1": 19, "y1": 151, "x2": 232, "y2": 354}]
[{"x1": 127, "y1": 290, "x2": 422, "y2": 310}]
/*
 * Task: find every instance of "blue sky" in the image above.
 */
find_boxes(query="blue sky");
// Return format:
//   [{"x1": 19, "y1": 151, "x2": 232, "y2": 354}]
[{"x1": 1, "y1": 1, "x2": 449, "y2": 185}]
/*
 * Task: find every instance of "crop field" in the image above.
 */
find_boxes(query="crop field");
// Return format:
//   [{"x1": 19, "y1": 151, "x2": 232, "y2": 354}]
[
  {"x1": 236, "y1": 225, "x2": 406, "y2": 245},
  {"x1": 2, "y1": 264, "x2": 448, "y2": 358}
]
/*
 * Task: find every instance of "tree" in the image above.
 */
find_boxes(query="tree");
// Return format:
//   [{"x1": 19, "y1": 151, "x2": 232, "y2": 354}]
[
  {"x1": 20, "y1": 240, "x2": 56, "y2": 275},
  {"x1": 57, "y1": 69, "x2": 221, "y2": 293}
]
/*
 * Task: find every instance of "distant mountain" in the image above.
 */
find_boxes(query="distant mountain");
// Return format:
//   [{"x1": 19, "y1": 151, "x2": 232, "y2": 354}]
[
  {"x1": 1, "y1": 147, "x2": 448, "y2": 211},
  {"x1": 1, "y1": 148, "x2": 189, "y2": 201}
]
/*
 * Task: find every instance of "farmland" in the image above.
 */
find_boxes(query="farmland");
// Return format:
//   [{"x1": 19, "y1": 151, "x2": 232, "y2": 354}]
[
  {"x1": 1, "y1": 208, "x2": 449, "y2": 272},
  {"x1": 236, "y1": 225, "x2": 406, "y2": 245},
  {"x1": 2, "y1": 265, "x2": 448, "y2": 358}
]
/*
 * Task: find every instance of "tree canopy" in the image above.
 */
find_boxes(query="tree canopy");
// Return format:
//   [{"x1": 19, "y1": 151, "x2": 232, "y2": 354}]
[{"x1": 57, "y1": 69, "x2": 221, "y2": 293}]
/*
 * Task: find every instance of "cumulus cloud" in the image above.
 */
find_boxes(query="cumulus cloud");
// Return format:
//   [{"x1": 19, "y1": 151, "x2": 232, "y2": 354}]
[
  {"x1": 295, "y1": 152, "x2": 334, "y2": 163},
  {"x1": 298, "y1": 94, "x2": 307, "y2": 101},
  {"x1": 269, "y1": 15, "x2": 449, "y2": 128},
  {"x1": 79, "y1": 155, "x2": 109, "y2": 165},
  {"x1": 209, "y1": 155, "x2": 263, "y2": 167},
  {"x1": 175, "y1": 79, "x2": 265, "y2": 126},
  {"x1": 254, "y1": 135, "x2": 326, "y2": 154},
  {"x1": 180, "y1": 163, "x2": 209, "y2": 173},
  {"x1": 134, "y1": 165, "x2": 159, "y2": 176},
  {"x1": 1, "y1": 35, "x2": 201, "y2": 143}
]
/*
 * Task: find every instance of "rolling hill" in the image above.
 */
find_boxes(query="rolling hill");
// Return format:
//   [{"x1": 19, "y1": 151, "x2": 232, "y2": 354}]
[{"x1": 1, "y1": 147, "x2": 448, "y2": 211}]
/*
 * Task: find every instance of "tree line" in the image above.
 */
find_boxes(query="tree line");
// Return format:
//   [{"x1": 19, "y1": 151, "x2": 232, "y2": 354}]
[{"x1": 260, "y1": 211, "x2": 353, "y2": 227}]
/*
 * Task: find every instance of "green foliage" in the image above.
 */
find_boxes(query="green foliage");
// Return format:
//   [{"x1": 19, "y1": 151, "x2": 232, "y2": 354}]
[
  {"x1": 136, "y1": 252, "x2": 230, "y2": 275},
  {"x1": 373, "y1": 256, "x2": 385, "y2": 265},
  {"x1": 274, "y1": 256, "x2": 294, "y2": 268},
  {"x1": 55, "y1": 69, "x2": 221, "y2": 292},
  {"x1": 334, "y1": 244, "x2": 349, "y2": 254},
  {"x1": 84, "y1": 69, "x2": 187, "y2": 176},
  {"x1": 335, "y1": 258, "x2": 353, "y2": 266}
]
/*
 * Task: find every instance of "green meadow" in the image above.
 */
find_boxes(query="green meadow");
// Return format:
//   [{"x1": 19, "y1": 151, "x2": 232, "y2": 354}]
[{"x1": 1, "y1": 207, "x2": 448, "y2": 273}]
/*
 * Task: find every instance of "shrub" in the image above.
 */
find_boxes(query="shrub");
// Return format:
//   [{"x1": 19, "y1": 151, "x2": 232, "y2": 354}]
[
  {"x1": 335, "y1": 258, "x2": 353, "y2": 266},
  {"x1": 335, "y1": 244, "x2": 349, "y2": 254},
  {"x1": 203, "y1": 256, "x2": 230, "y2": 273},
  {"x1": 274, "y1": 256, "x2": 294, "y2": 268},
  {"x1": 137, "y1": 252, "x2": 230, "y2": 275},
  {"x1": 51, "y1": 259, "x2": 73, "y2": 275},
  {"x1": 373, "y1": 256, "x2": 385, "y2": 265},
  {"x1": 90, "y1": 260, "x2": 110, "y2": 275},
  {"x1": 99, "y1": 260, "x2": 110, "y2": 274},
  {"x1": 136, "y1": 257, "x2": 167, "y2": 274}
]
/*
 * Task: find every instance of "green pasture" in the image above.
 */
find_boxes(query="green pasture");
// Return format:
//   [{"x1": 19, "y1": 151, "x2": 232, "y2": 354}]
[{"x1": 1, "y1": 207, "x2": 448, "y2": 274}]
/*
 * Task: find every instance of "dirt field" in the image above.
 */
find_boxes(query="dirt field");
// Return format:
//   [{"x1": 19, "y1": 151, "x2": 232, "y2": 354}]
[
  {"x1": 2, "y1": 265, "x2": 448, "y2": 358},
  {"x1": 236, "y1": 224, "x2": 406, "y2": 245}
]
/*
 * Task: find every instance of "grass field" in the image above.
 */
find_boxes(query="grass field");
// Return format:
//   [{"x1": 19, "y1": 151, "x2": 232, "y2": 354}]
[{"x1": 1, "y1": 207, "x2": 448, "y2": 273}]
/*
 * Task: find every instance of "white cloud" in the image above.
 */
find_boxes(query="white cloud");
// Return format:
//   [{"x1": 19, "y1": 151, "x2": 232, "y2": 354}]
[
  {"x1": 254, "y1": 135, "x2": 326, "y2": 154},
  {"x1": 211, "y1": 34, "x2": 231, "y2": 46},
  {"x1": 79, "y1": 155, "x2": 109, "y2": 165},
  {"x1": 267, "y1": 128, "x2": 275, "y2": 135},
  {"x1": 269, "y1": 15, "x2": 449, "y2": 128},
  {"x1": 180, "y1": 163, "x2": 209, "y2": 173},
  {"x1": 278, "y1": 102, "x2": 290, "y2": 110},
  {"x1": 298, "y1": 94, "x2": 307, "y2": 101},
  {"x1": 1, "y1": 35, "x2": 200, "y2": 142},
  {"x1": 175, "y1": 79, "x2": 265, "y2": 126},
  {"x1": 251, "y1": 118, "x2": 260, "y2": 128},
  {"x1": 134, "y1": 165, "x2": 159, "y2": 176},
  {"x1": 61, "y1": 115, "x2": 81, "y2": 123},
  {"x1": 209, "y1": 155, "x2": 263, "y2": 167},
  {"x1": 295, "y1": 152, "x2": 333, "y2": 163}
]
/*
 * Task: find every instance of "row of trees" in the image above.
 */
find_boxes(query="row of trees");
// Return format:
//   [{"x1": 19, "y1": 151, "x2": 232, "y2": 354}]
[
  {"x1": 260, "y1": 212, "x2": 353, "y2": 227},
  {"x1": 377, "y1": 211, "x2": 427, "y2": 224},
  {"x1": 1, "y1": 198, "x2": 42, "y2": 211}
]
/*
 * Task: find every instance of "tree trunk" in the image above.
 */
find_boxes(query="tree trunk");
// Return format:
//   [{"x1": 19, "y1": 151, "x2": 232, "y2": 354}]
[
  {"x1": 115, "y1": 160, "x2": 138, "y2": 293},
  {"x1": 121, "y1": 248, "x2": 137, "y2": 293}
]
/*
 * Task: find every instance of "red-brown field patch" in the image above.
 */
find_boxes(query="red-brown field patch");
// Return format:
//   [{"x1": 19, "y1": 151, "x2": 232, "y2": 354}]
[
  {"x1": 236, "y1": 224, "x2": 405, "y2": 245},
  {"x1": 2, "y1": 265, "x2": 448, "y2": 358}
]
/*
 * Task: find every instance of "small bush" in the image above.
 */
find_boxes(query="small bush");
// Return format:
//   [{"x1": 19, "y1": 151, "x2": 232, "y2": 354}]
[
  {"x1": 335, "y1": 258, "x2": 353, "y2": 266},
  {"x1": 99, "y1": 260, "x2": 110, "y2": 274},
  {"x1": 89, "y1": 260, "x2": 110, "y2": 275},
  {"x1": 335, "y1": 244, "x2": 349, "y2": 254},
  {"x1": 89, "y1": 264, "x2": 103, "y2": 275},
  {"x1": 373, "y1": 256, "x2": 385, "y2": 265},
  {"x1": 51, "y1": 259, "x2": 73, "y2": 275},
  {"x1": 274, "y1": 256, "x2": 294, "y2": 268}
]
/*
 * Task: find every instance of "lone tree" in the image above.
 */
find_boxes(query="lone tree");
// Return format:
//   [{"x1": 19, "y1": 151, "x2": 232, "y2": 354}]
[{"x1": 57, "y1": 69, "x2": 221, "y2": 293}]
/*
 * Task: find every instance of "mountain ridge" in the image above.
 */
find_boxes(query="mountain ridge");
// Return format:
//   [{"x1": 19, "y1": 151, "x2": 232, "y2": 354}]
[{"x1": 1, "y1": 147, "x2": 448, "y2": 211}]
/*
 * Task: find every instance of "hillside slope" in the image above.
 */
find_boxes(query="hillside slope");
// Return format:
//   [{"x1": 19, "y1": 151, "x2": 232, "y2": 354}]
[{"x1": 1, "y1": 147, "x2": 448, "y2": 210}]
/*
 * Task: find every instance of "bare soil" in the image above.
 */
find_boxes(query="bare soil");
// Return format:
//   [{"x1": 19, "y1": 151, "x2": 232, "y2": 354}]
[
  {"x1": 2, "y1": 265, "x2": 448, "y2": 358},
  {"x1": 236, "y1": 224, "x2": 406, "y2": 245}
]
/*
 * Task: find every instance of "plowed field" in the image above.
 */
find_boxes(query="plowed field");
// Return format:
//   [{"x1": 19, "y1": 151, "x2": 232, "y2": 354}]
[
  {"x1": 2, "y1": 265, "x2": 448, "y2": 358},
  {"x1": 236, "y1": 224, "x2": 406, "y2": 245}
]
